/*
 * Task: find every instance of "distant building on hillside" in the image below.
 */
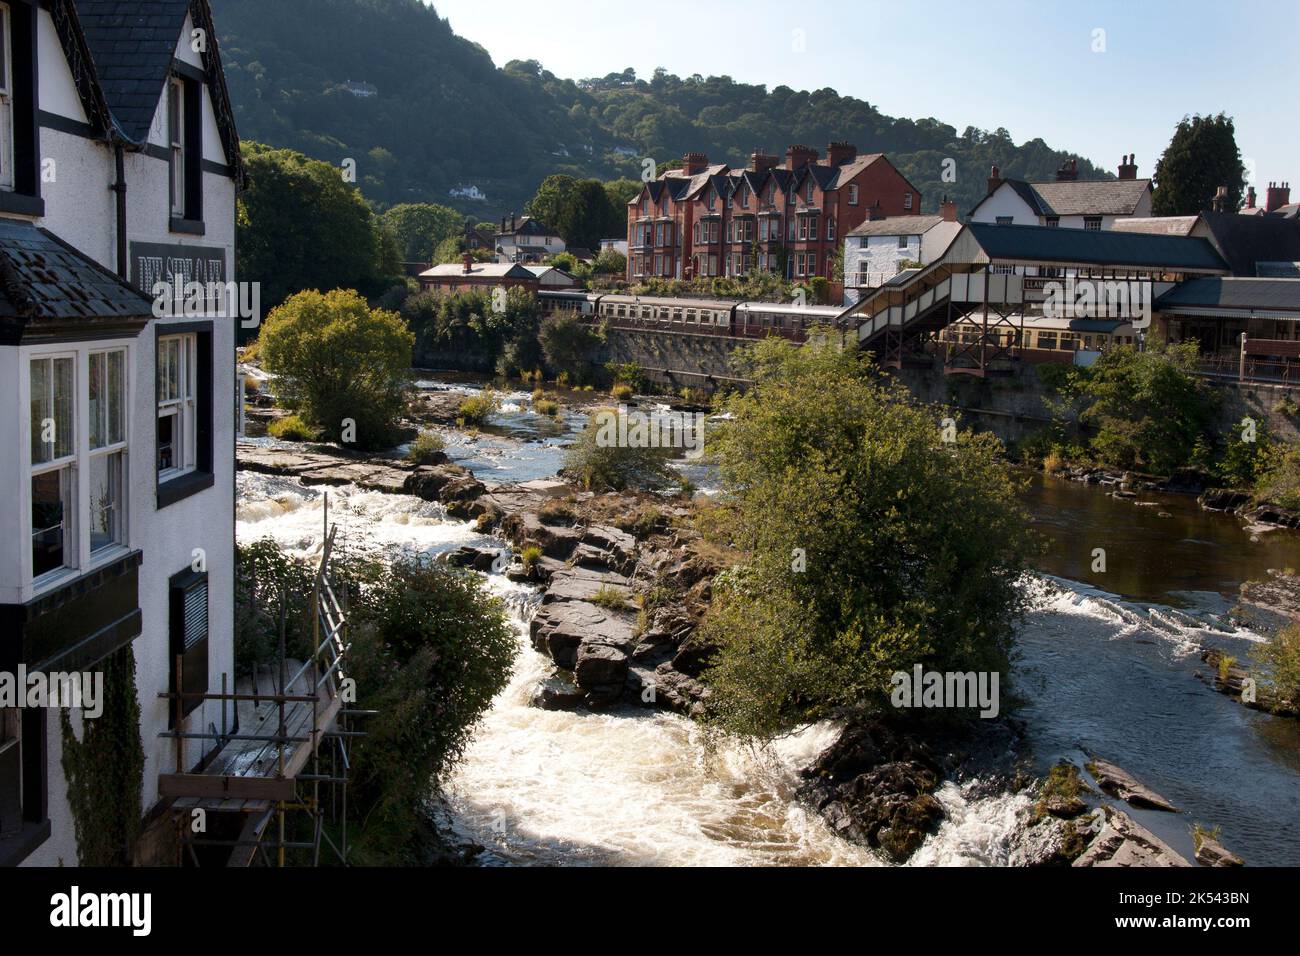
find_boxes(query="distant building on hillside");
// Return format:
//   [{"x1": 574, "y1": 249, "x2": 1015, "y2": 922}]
[
  {"x1": 341, "y1": 79, "x2": 378, "y2": 98},
  {"x1": 968, "y1": 156, "x2": 1152, "y2": 229},
  {"x1": 449, "y1": 184, "x2": 487, "y2": 201}
]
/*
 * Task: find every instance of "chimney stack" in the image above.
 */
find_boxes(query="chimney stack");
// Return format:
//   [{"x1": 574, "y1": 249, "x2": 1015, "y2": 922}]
[
  {"x1": 987, "y1": 165, "x2": 1003, "y2": 196},
  {"x1": 1118, "y1": 153, "x2": 1138, "y2": 180},
  {"x1": 1055, "y1": 158, "x2": 1079, "y2": 182},
  {"x1": 1245, "y1": 186, "x2": 1257, "y2": 209},
  {"x1": 749, "y1": 150, "x2": 779, "y2": 173},
  {"x1": 940, "y1": 195, "x2": 958, "y2": 222},
  {"x1": 1266, "y1": 181, "x2": 1292, "y2": 212},
  {"x1": 785, "y1": 144, "x2": 819, "y2": 170},
  {"x1": 1212, "y1": 185, "x2": 1230, "y2": 213},
  {"x1": 683, "y1": 151, "x2": 709, "y2": 176},
  {"x1": 826, "y1": 141, "x2": 858, "y2": 167},
  {"x1": 462, "y1": 252, "x2": 474, "y2": 274}
]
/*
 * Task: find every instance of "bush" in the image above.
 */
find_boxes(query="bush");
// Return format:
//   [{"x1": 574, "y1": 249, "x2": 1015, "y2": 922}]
[
  {"x1": 1254, "y1": 620, "x2": 1300, "y2": 707},
  {"x1": 407, "y1": 430, "x2": 446, "y2": 464},
  {"x1": 590, "y1": 584, "x2": 629, "y2": 610},
  {"x1": 702, "y1": 339, "x2": 1036, "y2": 738},
  {"x1": 610, "y1": 382, "x2": 634, "y2": 401},
  {"x1": 561, "y1": 409, "x2": 677, "y2": 492},
  {"x1": 1253, "y1": 444, "x2": 1300, "y2": 510},
  {"x1": 534, "y1": 398, "x2": 560, "y2": 417},
  {"x1": 457, "y1": 389, "x2": 500, "y2": 426},
  {"x1": 268, "y1": 413, "x2": 319, "y2": 442},
  {"x1": 258, "y1": 288, "x2": 414, "y2": 450},
  {"x1": 520, "y1": 545, "x2": 543, "y2": 574}
]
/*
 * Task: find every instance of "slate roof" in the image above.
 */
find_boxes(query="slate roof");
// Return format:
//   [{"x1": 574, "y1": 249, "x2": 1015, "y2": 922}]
[
  {"x1": 73, "y1": 0, "x2": 192, "y2": 144},
  {"x1": 1156, "y1": 278, "x2": 1300, "y2": 312},
  {"x1": 420, "y1": 262, "x2": 534, "y2": 279},
  {"x1": 848, "y1": 215, "x2": 943, "y2": 237},
  {"x1": 1111, "y1": 216, "x2": 1201, "y2": 237},
  {"x1": 972, "y1": 178, "x2": 1151, "y2": 219},
  {"x1": 0, "y1": 219, "x2": 153, "y2": 343},
  {"x1": 966, "y1": 222, "x2": 1226, "y2": 271},
  {"x1": 1199, "y1": 211, "x2": 1300, "y2": 277}
]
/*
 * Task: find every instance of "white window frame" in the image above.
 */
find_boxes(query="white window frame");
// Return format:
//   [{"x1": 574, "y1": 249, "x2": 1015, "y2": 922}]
[
  {"x1": 848, "y1": 184, "x2": 859, "y2": 206},
  {"x1": 0, "y1": 2, "x2": 13, "y2": 191},
  {"x1": 169, "y1": 77, "x2": 186, "y2": 217},
  {"x1": 88, "y1": 348, "x2": 129, "y2": 557},
  {"x1": 903, "y1": 192, "x2": 913, "y2": 210},
  {"x1": 157, "y1": 333, "x2": 197, "y2": 481},
  {"x1": 28, "y1": 353, "x2": 78, "y2": 589}
]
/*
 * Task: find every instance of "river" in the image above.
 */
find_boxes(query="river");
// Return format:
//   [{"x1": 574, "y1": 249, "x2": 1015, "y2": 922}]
[{"x1": 235, "y1": 379, "x2": 1300, "y2": 866}]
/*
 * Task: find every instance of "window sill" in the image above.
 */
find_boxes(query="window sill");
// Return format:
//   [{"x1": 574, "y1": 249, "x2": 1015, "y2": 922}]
[
  {"x1": 0, "y1": 819, "x2": 51, "y2": 867},
  {"x1": 169, "y1": 217, "x2": 206, "y2": 236},
  {"x1": 31, "y1": 567, "x2": 81, "y2": 600},
  {"x1": 0, "y1": 190, "x2": 45, "y2": 218},
  {"x1": 158, "y1": 470, "x2": 214, "y2": 509}
]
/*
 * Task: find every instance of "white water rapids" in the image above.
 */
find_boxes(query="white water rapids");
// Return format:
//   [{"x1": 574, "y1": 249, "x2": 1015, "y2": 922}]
[{"x1": 236, "y1": 469, "x2": 1034, "y2": 866}]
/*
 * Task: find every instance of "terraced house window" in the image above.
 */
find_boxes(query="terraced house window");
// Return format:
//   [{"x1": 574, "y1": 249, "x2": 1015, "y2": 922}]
[
  {"x1": 30, "y1": 356, "x2": 76, "y2": 581},
  {"x1": 169, "y1": 77, "x2": 186, "y2": 217}
]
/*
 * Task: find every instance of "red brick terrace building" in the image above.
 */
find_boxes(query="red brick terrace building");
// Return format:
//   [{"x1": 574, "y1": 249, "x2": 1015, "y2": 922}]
[{"x1": 626, "y1": 143, "x2": 921, "y2": 285}]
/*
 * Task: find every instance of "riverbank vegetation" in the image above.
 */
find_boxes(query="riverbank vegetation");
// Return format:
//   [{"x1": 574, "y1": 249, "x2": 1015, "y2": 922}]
[
  {"x1": 701, "y1": 339, "x2": 1037, "y2": 738},
  {"x1": 259, "y1": 288, "x2": 414, "y2": 450},
  {"x1": 234, "y1": 540, "x2": 515, "y2": 864}
]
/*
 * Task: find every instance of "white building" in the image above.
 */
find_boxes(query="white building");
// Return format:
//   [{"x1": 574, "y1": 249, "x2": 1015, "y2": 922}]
[
  {"x1": 842, "y1": 203, "x2": 962, "y2": 306},
  {"x1": 0, "y1": 0, "x2": 240, "y2": 867},
  {"x1": 968, "y1": 157, "x2": 1152, "y2": 231},
  {"x1": 494, "y1": 213, "x2": 565, "y2": 264}
]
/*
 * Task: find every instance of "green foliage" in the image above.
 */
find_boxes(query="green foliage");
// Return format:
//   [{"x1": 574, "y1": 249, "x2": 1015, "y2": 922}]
[
  {"x1": 1191, "y1": 823, "x2": 1223, "y2": 852},
  {"x1": 1074, "y1": 343, "x2": 1218, "y2": 476},
  {"x1": 259, "y1": 288, "x2": 414, "y2": 450},
  {"x1": 213, "y1": 1, "x2": 1104, "y2": 217},
  {"x1": 630, "y1": 270, "x2": 798, "y2": 303},
  {"x1": 539, "y1": 310, "x2": 603, "y2": 381},
  {"x1": 562, "y1": 410, "x2": 678, "y2": 491},
  {"x1": 1253, "y1": 443, "x2": 1300, "y2": 511},
  {"x1": 606, "y1": 361, "x2": 646, "y2": 391},
  {"x1": 1151, "y1": 113, "x2": 1246, "y2": 216},
  {"x1": 520, "y1": 544, "x2": 543, "y2": 574},
  {"x1": 237, "y1": 142, "x2": 397, "y2": 311},
  {"x1": 534, "y1": 397, "x2": 560, "y2": 417},
  {"x1": 59, "y1": 646, "x2": 145, "y2": 865},
  {"x1": 701, "y1": 339, "x2": 1036, "y2": 738},
  {"x1": 402, "y1": 288, "x2": 541, "y2": 374},
  {"x1": 548, "y1": 251, "x2": 579, "y2": 273},
  {"x1": 1216, "y1": 427, "x2": 1273, "y2": 489},
  {"x1": 457, "y1": 389, "x2": 501, "y2": 426},
  {"x1": 267, "y1": 413, "x2": 320, "y2": 442},
  {"x1": 592, "y1": 247, "x2": 627, "y2": 275},
  {"x1": 407, "y1": 430, "x2": 446, "y2": 464},
  {"x1": 380, "y1": 203, "x2": 466, "y2": 262},
  {"x1": 1254, "y1": 621, "x2": 1300, "y2": 707},
  {"x1": 525, "y1": 174, "x2": 626, "y2": 249},
  {"x1": 590, "y1": 584, "x2": 630, "y2": 610}
]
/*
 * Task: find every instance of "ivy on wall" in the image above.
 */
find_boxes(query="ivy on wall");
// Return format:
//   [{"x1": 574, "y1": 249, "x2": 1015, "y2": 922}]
[{"x1": 60, "y1": 645, "x2": 146, "y2": 866}]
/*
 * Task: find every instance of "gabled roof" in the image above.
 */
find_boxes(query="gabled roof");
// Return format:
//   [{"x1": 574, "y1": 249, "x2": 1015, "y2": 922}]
[
  {"x1": 848, "y1": 215, "x2": 943, "y2": 238},
  {"x1": 69, "y1": 0, "x2": 242, "y2": 174},
  {"x1": 420, "y1": 262, "x2": 535, "y2": 280},
  {"x1": 971, "y1": 178, "x2": 1151, "y2": 219},
  {"x1": 500, "y1": 216, "x2": 559, "y2": 237},
  {"x1": 966, "y1": 222, "x2": 1226, "y2": 271},
  {"x1": 1156, "y1": 278, "x2": 1300, "y2": 313},
  {"x1": 0, "y1": 219, "x2": 153, "y2": 345},
  {"x1": 73, "y1": 0, "x2": 192, "y2": 143}
]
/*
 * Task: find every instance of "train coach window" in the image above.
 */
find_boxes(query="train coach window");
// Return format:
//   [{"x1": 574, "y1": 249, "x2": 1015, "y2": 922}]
[
  {"x1": 1037, "y1": 333, "x2": 1057, "y2": 350},
  {"x1": 685, "y1": 310, "x2": 696, "y2": 323},
  {"x1": 673, "y1": 309, "x2": 683, "y2": 322}
]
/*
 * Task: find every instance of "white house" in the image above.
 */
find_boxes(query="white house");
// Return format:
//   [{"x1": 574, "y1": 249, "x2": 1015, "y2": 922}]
[
  {"x1": 495, "y1": 213, "x2": 564, "y2": 264},
  {"x1": 842, "y1": 202, "x2": 962, "y2": 306},
  {"x1": 968, "y1": 157, "x2": 1152, "y2": 231},
  {"x1": 0, "y1": 0, "x2": 240, "y2": 867}
]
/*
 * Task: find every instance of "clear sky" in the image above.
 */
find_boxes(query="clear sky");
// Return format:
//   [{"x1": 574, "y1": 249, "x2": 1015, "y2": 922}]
[{"x1": 432, "y1": 0, "x2": 1299, "y2": 188}]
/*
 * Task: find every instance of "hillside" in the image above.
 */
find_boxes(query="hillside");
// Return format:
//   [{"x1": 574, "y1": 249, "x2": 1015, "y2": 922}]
[{"x1": 210, "y1": 0, "x2": 1111, "y2": 218}]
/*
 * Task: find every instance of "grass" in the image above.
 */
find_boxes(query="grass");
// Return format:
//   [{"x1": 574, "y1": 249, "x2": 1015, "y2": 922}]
[
  {"x1": 520, "y1": 545, "x2": 543, "y2": 574},
  {"x1": 1034, "y1": 762, "x2": 1089, "y2": 821},
  {"x1": 407, "y1": 430, "x2": 446, "y2": 464},
  {"x1": 457, "y1": 389, "x2": 500, "y2": 427},
  {"x1": 1191, "y1": 822, "x2": 1222, "y2": 852},
  {"x1": 610, "y1": 382, "x2": 634, "y2": 401},
  {"x1": 590, "y1": 584, "x2": 629, "y2": 610},
  {"x1": 534, "y1": 398, "x2": 560, "y2": 417},
  {"x1": 538, "y1": 498, "x2": 578, "y2": 525},
  {"x1": 1043, "y1": 449, "x2": 1065, "y2": 474},
  {"x1": 268, "y1": 414, "x2": 318, "y2": 442}
]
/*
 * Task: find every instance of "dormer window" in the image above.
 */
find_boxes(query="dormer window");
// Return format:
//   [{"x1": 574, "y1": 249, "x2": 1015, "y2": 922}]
[{"x1": 168, "y1": 71, "x2": 204, "y2": 233}]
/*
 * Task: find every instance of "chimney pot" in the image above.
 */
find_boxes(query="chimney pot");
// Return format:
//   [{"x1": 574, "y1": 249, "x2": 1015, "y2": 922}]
[
  {"x1": 987, "y1": 165, "x2": 1003, "y2": 196},
  {"x1": 1266, "y1": 181, "x2": 1291, "y2": 212},
  {"x1": 940, "y1": 196, "x2": 958, "y2": 222}
]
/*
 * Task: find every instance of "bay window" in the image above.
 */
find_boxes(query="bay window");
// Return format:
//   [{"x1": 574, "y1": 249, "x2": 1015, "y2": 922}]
[
  {"x1": 89, "y1": 350, "x2": 127, "y2": 554},
  {"x1": 30, "y1": 356, "x2": 75, "y2": 581}
]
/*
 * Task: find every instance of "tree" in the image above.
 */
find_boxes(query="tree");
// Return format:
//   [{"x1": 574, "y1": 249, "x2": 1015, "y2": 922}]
[
  {"x1": 592, "y1": 247, "x2": 627, "y2": 275},
  {"x1": 701, "y1": 339, "x2": 1035, "y2": 738},
  {"x1": 562, "y1": 409, "x2": 678, "y2": 491},
  {"x1": 380, "y1": 203, "x2": 465, "y2": 262},
  {"x1": 259, "y1": 288, "x2": 414, "y2": 450},
  {"x1": 402, "y1": 288, "x2": 542, "y2": 377},
  {"x1": 1151, "y1": 114, "x2": 1246, "y2": 215},
  {"x1": 1075, "y1": 342, "x2": 1218, "y2": 475},
  {"x1": 525, "y1": 175, "x2": 624, "y2": 249},
  {"x1": 538, "y1": 310, "x2": 603, "y2": 381},
  {"x1": 237, "y1": 142, "x2": 396, "y2": 311}
]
